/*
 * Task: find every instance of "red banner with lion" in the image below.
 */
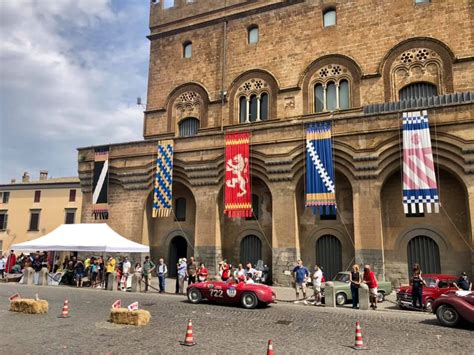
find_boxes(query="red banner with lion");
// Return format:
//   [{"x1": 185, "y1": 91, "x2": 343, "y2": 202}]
[{"x1": 224, "y1": 132, "x2": 252, "y2": 218}]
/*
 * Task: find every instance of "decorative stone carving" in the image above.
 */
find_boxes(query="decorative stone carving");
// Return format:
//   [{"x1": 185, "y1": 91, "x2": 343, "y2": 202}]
[
  {"x1": 238, "y1": 78, "x2": 269, "y2": 97},
  {"x1": 174, "y1": 90, "x2": 201, "y2": 118}
]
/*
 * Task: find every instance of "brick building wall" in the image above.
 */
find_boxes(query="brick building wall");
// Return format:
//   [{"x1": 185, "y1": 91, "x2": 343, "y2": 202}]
[{"x1": 78, "y1": 0, "x2": 474, "y2": 285}]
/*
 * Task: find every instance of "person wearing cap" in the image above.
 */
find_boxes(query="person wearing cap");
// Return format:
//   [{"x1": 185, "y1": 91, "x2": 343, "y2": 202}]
[
  {"x1": 454, "y1": 272, "x2": 472, "y2": 291},
  {"x1": 142, "y1": 256, "x2": 156, "y2": 292}
]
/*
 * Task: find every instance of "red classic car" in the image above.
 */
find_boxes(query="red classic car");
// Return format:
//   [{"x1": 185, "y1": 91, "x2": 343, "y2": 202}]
[
  {"x1": 187, "y1": 281, "x2": 276, "y2": 309},
  {"x1": 396, "y1": 274, "x2": 457, "y2": 312},
  {"x1": 432, "y1": 291, "x2": 474, "y2": 327}
]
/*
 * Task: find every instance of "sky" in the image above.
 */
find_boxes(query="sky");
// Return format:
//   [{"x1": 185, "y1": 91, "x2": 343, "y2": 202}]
[{"x1": 0, "y1": 0, "x2": 150, "y2": 183}]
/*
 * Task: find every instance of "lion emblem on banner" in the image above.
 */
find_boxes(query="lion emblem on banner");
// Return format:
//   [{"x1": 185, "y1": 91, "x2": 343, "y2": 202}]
[{"x1": 226, "y1": 153, "x2": 249, "y2": 197}]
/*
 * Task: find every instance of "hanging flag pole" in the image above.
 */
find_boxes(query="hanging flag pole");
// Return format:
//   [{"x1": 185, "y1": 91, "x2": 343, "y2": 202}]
[
  {"x1": 153, "y1": 140, "x2": 174, "y2": 218},
  {"x1": 305, "y1": 122, "x2": 337, "y2": 216},
  {"x1": 402, "y1": 110, "x2": 439, "y2": 214},
  {"x1": 224, "y1": 132, "x2": 252, "y2": 218}
]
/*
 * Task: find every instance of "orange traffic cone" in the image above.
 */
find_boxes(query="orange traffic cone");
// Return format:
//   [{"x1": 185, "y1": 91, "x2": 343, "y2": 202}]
[
  {"x1": 59, "y1": 299, "x2": 70, "y2": 318},
  {"x1": 180, "y1": 319, "x2": 196, "y2": 346},
  {"x1": 352, "y1": 321, "x2": 367, "y2": 350},
  {"x1": 266, "y1": 339, "x2": 274, "y2": 355}
]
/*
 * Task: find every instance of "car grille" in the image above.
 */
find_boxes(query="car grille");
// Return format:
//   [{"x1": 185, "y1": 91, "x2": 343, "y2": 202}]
[{"x1": 397, "y1": 292, "x2": 412, "y2": 303}]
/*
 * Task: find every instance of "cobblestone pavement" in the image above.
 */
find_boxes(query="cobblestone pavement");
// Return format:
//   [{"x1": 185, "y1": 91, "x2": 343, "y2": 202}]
[{"x1": 1, "y1": 284, "x2": 472, "y2": 354}]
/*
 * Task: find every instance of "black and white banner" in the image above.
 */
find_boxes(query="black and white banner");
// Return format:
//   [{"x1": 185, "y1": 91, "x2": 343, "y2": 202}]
[{"x1": 92, "y1": 147, "x2": 109, "y2": 219}]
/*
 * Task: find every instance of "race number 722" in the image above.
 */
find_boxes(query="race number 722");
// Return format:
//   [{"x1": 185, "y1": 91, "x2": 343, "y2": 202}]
[{"x1": 210, "y1": 289, "x2": 223, "y2": 298}]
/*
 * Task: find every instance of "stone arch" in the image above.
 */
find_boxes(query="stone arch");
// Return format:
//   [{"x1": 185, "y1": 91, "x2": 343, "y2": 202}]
[
  {"x1": 380, "y1": 37, "x2": 454, "y2": 101},
  {"x1": 300, "y1": 54, "x2": 363, "y2": 114},
  {"x1": 165, "y1": 82, "x2": 210, "y2": 133},
  {"x1": 144, "y1": 180, "x2": 196, "y2": 266},
  {"x1": 218, "y1": 175, "x2": 273, "y2": 277},
  {"x1": 380, "y1": 166, "x2": 471, "y2": 283},
  {"x1": 228, "y1": 69, "x2": 279, "y2": 125}
]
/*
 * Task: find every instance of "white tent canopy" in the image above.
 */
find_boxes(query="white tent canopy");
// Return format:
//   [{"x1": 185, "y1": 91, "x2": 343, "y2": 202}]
[{"x1": 11, "y1": 224, "x2": 149, "y2": 253}]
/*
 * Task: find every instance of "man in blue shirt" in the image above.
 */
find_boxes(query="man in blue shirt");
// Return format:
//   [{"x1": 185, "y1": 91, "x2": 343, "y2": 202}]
[{"x1": 293, "y1": 259, "x2": 309, "y2": 302}]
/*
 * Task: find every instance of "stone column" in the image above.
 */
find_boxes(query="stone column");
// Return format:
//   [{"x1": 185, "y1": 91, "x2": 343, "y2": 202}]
[
  {"x1": 324, "y1": 282, "x2": 336, "y2": 307},
  {"x1": 358, "y1": 283, "x2": 370, "y2": 310},
  {"x1": 270, "y1": 183, "x2": 300, "y2": 285},
  {"x1": 193, "y1": 186, "x2": 222, "y2": 277},
  {"x1": 352, "y1": 179, "x2": 385, "y2": 279},
  {"x1": 107, "y1": 272, "x2": 118, "y2": 291},
  {"x1": 38, "y1": 267, "x2": 49, "y2": 286},
  {"x1": 130, "y1": 272, "x2": 142, "y2": 292},
  {"x1": 23, "y1": 267, "x2": 34, "y2": 285}
]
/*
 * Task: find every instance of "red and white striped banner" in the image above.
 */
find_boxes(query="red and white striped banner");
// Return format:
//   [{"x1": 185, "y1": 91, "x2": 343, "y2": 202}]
[{"x1": 112, "y1": 299, "x2": 121, "y2": 309}]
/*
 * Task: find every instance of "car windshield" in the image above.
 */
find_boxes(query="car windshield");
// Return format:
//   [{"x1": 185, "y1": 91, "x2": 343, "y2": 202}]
[
  {"x1": 424, "y1": 278, "x2": 437, "y2": 288},
  {"x1": 333, "y1": 273, "x2": 349, "y2": 282}
]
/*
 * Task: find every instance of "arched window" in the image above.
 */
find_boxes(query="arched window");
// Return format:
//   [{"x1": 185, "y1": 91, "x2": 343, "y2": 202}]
[
  {"x1": 260, "y1": 93, "x2": 268, "y2": 121},
  {"x1": 249, "y1": 95, "x2": 258, "y2": 122},
  {"x1": 407, "y1": 235, "x2": 440, "y2": 275},
  {"x1": 248, "y1": 26, "x2": 259, "y2": 44},
  {"x1": 399, "y1": 82, "x2": 438, "y2": 101},
  {"x1": 326, "y1": 81, "x2": 337, "y2": 111},
  {"x1": 239, "y1": 96, "x2": 247, "y2": 123},
  {"x1": 314, "y1": 84, "x2": 324, "y2": 113},
  {"x1": 174, "y1": 198, "x2": 186, "y2": 221},
  {"x1": 178, "y1": 117, "x2": 199, "y2": 137},
  {"x1": 183, "y1": 41, "x2": 192, "y2": 58},
  {"x1": 339, "y1": 80, "x2": 349, "y2": 109},
  {"x1": 323, "y1": 8, "x2": 336, "y2": 27},
  {"x1": 316, "y1": 235, "x2": 342, "y2": 281},
  {"x1": 240, "y1": 235, "x2": 262, "y2": 265}
]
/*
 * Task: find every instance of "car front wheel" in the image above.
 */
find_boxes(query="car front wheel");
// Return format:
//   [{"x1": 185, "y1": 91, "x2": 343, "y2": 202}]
[
  {"x1": 436, "y1": 305, "x2": 460, "y2": 327},
  {"x1": 425, "y1": 299, "x2": 434, "y2": 313},
  {"x1": 241, "y1": 292, "x2": 258, "y2": 309},
  {"x1": 187, "y1": 288, "x2": 202, "y2": 304},
  {"x1": 336, "y1": 292, "x2": 347, "y2": 306},
  {"x1": 377, "y1": 291, "x2": 385, "y2": 303}
]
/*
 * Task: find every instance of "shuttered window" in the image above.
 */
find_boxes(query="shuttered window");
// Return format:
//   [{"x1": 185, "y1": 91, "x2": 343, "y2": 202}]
[
  {"x1": 0, "y1": 211, "x2": 8, "y2": 231},
  {"x1": 29, "y1": 210, "x2": 41, "y2": 231},
  {"x1": 65, "y1": 209, "x2": 76, "y2": 224},
  {"x1": 179, "y1": 117, "x2": 199, "y2": 137},
  {"x1": 240, "y1": 235, "x2": 262, "y2": 266},
  {"x1": 407, "y1": 235, "x2": 440, "y2": 275},
  {"x1": 316, "y1": 235, "x2": 342, "y2": 281},
  {"x1": 399, "y1": 82, "x2": 438, "y2": 101}
]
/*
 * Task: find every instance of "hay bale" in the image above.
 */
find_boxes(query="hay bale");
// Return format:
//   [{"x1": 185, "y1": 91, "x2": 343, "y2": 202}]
[
  {"x1": 110, "y1": 308, "x2": 151, "y2": 326},
  {"x1": 9, "y1": 299, "x2": 48, "y2": 314}
]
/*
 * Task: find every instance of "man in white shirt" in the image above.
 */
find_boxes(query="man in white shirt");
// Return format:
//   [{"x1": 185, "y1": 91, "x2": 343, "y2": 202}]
[
  {"x1": 312, "y1": 265, "x2": 323, "y2": 305},
  {"x1": 0, "y1": 255, "x2": 6, "y2": 278},
  {"x1": 121, "y1": 257, "x2": 131, "y2": 291}
]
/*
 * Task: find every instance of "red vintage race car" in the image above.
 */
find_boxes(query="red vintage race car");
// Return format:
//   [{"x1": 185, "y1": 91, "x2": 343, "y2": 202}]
[
  {"x1": 432, "y1": 290, "x2": 474, "y2": 327},
  {"x1": 187, "y1": 281, "x2": 276, "y2": 309}
]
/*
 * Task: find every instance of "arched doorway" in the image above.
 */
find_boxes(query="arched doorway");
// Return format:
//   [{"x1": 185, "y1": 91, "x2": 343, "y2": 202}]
[
  {"x1": 316, "y1": 235, "x2": 342, "y2": 281},
  {"x1": 240, "y1": 235, "x2": 262, "y2": 266},
  {"x1": 407, "y1": 235, "x2": 440, "y2": 275},
  {"x1": 168, "y1": 236, "x2": 188, "y2": 277}
]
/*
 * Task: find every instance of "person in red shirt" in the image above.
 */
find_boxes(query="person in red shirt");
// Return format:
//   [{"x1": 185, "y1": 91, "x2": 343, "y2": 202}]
[
  {"x1": 197, "y1": 263, "x2": 208, "y2": 282},
  {"x1": 363, "y1": 264, "x2": 378, "y2": 309},
  {"x1": 221, "y1": 261, "x2": 230, "y2": 281},
  {"x1": 5, "y1": 250, "x2": 16, "y2": 274}
]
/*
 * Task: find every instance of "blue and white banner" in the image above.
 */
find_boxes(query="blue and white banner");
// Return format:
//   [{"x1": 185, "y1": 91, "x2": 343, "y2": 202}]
[
  {"x1": 305, "y1": 122, "x2": 336, "y2": 215},
  {"x1": 153, "y1": 140, "x2": 174, "y2": 218}
]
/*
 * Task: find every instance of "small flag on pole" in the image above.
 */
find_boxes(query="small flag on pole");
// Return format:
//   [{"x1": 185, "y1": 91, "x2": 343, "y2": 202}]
[
  {"x1": 112, "y1": 299, "x2": 121, "y2": 309},
  {"x1": 9, "y1": 293, "x2": 21, "y2": 301},
  {"x1": 127, "y1": 301, "x2": 139, "y2": 311}
]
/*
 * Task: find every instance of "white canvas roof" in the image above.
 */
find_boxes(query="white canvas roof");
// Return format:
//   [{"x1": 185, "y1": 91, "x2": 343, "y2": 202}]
[{"x1": 11, "y1": 224, "x2": 149, "y2": 253}]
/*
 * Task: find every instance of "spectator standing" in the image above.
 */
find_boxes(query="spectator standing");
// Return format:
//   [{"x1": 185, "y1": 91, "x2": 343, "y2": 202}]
[
  {"x1": 157, "y1": 258, "x2": 168, "y2": 293},
  {"x1": 121, "y1": 257, "x2": 131, "y2": 291},
  {"x1": 245, "y1": 262, "x2": 257, "y2": 278},
  {"x1": 187, "y1": 256, "x2": 197, "y2": 285},
  {"x1": 312, "y1": 265, "x2": 323, "y2": 306},
  {"x1": 349, "y1": 264, "x2": 361, "y2": 309},
  {"x1": 245, "y1": 273, "x2": 255, "y2": 284},
  {"x1": 0, "y1": 254, "x2": 5, "y2": 278},
  {"x1": 53, "y1": 255, "x2": 61, "y2": 273},
  {"x1": 5, "y1": 250, "x2": 16, "y2": 273},
  {"x1": 105, "y1": 256, "x2": 116, "y2": 290},
  {"x1": 363, "y1": 264, "x2": 378, "y2": 310},
  {"x1": 142, "y1": 256, "x2": 156, "y2": 292},
  {"x1": 197, "y1": 262, "x2": 208, "y2": 282},
  {"x1": 90, "y1": 259, "x2": 99, "y2": 288},
  {"x1": 410, "y1": 263, "x2": 426, "y2": 309},
  {"x1": 293, "y1": 259, "x2": 309, "y2": 302},
  {"x1": 453, "y1": 272, "x2": 472, "y2": 291},
  {"x1": 221, "y1": 261, "x2": 231, "y2": 281},
  {"x1": 74, "y1": 260, "x2": 85, "y2": 288},
  {"x1": 235, "y1": 264, "x2": 246, "y2": 283},
  {"x1": 177, "y1": 258, "x2": 187, "y2": 294}
]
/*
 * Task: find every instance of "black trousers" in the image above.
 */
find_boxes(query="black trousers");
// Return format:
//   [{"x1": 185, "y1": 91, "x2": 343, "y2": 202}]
[{"x1": 412, "y1": 287, "x2": 423, "y2": 308}]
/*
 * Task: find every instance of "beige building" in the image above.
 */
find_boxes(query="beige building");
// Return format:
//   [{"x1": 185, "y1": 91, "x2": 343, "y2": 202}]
[
  {"x1": 78, "y1": 0, "x2": 473, "y2": 284},
  {"x1": 0, "y1": 171, "x2": 82, "y2": 254}
]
